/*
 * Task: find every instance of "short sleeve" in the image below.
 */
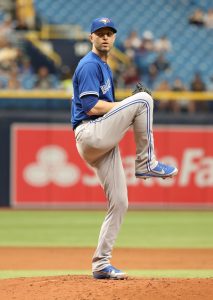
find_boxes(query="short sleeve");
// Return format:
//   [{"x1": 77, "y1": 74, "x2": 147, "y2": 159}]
[{"x1": 78, "y1": 62, "x2": 100, "y2": 98}]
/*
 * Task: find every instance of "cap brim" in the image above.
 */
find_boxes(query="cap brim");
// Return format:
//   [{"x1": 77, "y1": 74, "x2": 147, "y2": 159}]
[{"x1": 91, "y1": 25, "x2": 117, "y2": 34}]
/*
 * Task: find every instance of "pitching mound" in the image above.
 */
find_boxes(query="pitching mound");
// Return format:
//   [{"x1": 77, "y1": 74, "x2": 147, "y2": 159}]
[
  {"x1": 0, "y1": 248, "x2": 213, "y2": 299},
  {"x1": 0, "y1": 275, "x2": 213, "y2": 299}
]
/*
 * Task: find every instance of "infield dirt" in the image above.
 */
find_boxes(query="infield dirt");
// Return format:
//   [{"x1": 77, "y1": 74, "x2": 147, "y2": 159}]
[{"x1": 0, "y1": 247, "x2": 213, "y2": 299}]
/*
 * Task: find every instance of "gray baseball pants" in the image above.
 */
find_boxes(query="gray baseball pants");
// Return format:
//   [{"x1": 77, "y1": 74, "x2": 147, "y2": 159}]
[{"x1": 74, "y1": 92, "x2": 157, "y2": 272}]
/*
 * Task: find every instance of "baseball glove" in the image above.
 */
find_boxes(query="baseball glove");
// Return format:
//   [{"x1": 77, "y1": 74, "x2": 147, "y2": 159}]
[{"x1": 132, "y1": 82, "x2": 152, "y2": 96}]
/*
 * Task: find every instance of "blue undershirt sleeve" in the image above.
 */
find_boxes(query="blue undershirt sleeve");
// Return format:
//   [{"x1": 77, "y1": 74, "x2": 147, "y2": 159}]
[{"x1": 81, "y1": 94, "x2": 99, "y2": 113}]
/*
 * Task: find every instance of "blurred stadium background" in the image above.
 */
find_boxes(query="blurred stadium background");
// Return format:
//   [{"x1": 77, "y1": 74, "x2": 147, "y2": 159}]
[{"x1": 0, "y1": 0, "x2": 212, "y2": 208}]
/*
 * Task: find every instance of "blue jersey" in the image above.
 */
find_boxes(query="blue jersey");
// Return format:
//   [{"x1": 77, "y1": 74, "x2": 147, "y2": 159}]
[{"x1": 71, "y1": 51, "x2": 115, "y2": 129}]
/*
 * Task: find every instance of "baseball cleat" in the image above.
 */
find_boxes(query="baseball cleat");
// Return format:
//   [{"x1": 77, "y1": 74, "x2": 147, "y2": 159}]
[
  {"x1": 135, "y1": 161, "x2": 178, "y2": 179},
  {"x1": 93, "y1": 265, "x2": 128, "y2": 280}
]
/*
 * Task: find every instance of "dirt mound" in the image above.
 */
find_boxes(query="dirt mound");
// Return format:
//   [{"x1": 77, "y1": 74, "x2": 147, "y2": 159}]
[
  {"x1": 0, "y1": 275, "x2": 213, "y2": 300},
  {"x1": 0, "y1": 248, "x2": 213, "y2": 299}
]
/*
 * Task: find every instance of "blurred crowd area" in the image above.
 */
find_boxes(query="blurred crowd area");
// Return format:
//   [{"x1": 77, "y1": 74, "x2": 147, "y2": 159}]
[
  {"x1": 114, "y1": 18, "x2": 213, "y2": 113},
  {"x1": 0, "y1": 0, "x2": 212, "y2": 114},
  {"x1": 0, "y1": 0, "x2": 67, "y2": 92}
]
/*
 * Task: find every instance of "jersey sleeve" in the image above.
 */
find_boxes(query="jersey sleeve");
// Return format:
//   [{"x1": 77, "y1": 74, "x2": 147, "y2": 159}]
[{"x1": 78, "y1": 62, "x2": 100, "y2": 98}]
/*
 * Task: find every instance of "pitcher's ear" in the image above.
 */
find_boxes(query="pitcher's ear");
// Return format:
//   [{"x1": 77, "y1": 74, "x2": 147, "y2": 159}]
[{"x1": 89, "y1": 34, "x2": 93, "y2": 43}]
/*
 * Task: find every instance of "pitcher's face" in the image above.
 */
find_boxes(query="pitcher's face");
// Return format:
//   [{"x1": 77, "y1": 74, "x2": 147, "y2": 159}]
[{"x1": 90, "y1": 27, "x2": 116, "y2": 54}]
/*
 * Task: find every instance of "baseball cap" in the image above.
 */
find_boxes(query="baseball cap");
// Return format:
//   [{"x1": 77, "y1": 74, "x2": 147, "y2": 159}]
[{"x1": 90, "y1": 17, "x2": 117, "y2": 34}]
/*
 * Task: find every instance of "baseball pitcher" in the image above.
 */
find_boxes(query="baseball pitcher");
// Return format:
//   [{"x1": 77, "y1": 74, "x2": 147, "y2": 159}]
[{"x1": 71, "y1": 17, "x2": 178, "y2": 279}]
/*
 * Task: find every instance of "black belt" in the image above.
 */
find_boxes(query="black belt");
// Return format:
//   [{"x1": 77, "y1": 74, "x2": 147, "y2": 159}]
[{"x1": 73, "y1": 121, "x2": 83, "y2": 131}]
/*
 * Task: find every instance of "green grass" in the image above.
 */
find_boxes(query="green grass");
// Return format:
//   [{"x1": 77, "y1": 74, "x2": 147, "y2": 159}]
[
  {"x1": 0, "y1": 270, "x2": 212, "y2": 279},
  {"x1": 0, "y1": 210, "x2": 213, "y2": 248}
]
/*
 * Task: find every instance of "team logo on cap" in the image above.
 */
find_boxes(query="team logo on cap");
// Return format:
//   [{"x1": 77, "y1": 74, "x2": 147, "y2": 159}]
[{"x1": 100, "y1": 18, "x2": 111, "y2": 24}]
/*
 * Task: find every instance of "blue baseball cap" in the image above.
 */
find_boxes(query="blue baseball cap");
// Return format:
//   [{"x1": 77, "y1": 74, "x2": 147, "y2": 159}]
[{"x1": 90, "y1": 17, "x2": 117, "y2": 34}]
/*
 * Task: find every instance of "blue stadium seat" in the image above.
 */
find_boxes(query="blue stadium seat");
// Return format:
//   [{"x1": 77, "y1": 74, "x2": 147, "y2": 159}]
[{"x1": 34, "y1": 0, "x2": 213, "y2": 85}]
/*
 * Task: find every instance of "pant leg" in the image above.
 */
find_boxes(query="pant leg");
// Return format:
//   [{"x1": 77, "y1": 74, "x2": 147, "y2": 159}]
[
  {"x1": 91, "y1": 146, "x2": 128, "y2": 272},
  {"x1": 75, "y1": 91, "x2": 157, "y2": 271},
  {"x1": 75, "y1": 92, "x2": 156, "y2": 172}
]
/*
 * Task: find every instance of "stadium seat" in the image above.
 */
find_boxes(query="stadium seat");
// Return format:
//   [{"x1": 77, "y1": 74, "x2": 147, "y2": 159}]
[{"x1": 32, "y1": 0, "x2": 213, "y2": 86}]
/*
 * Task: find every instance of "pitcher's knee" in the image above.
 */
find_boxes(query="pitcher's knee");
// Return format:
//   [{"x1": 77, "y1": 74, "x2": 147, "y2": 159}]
[
  {"x1": 129, "y1": 92, "x2": 153, "y2": 109},
  {"x1": 111, "y1": 194, "x2": 128, "y2": 214},
  {"x1": 139, "y1": 92, "x2": 153, "y2": 107}
]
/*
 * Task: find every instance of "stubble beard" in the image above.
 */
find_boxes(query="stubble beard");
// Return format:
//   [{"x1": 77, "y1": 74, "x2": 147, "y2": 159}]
[
  {"x1": 92, "y1": 43, "x2": 112, "y2": 60},
  {"x1": 97, "y1": 45, "x2": 111, "y2": 57}
]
